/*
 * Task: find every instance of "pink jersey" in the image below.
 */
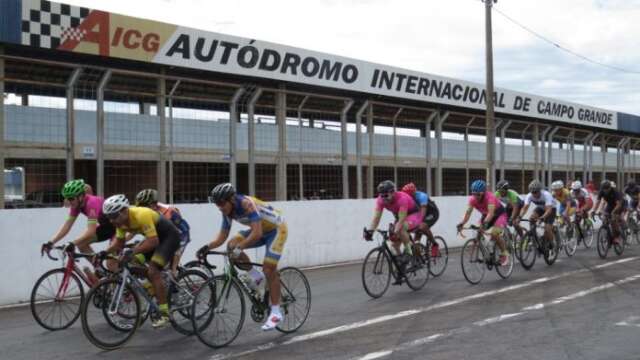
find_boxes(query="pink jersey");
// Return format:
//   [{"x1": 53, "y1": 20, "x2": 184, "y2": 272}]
[
  {"x1": 468, "y1": 191, "x2": 503, "y2": 216},
  {"x1": 375, "y1": 191, "x2": 418, "y2": 215},
  {"x1": 69, "y1": 194, "x2": 104, "y2": 222}
]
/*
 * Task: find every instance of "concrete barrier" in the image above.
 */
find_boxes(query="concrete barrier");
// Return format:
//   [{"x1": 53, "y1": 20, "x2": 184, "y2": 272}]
[{"x1": 0, "y1": 196, "x2": 480, "y2": 306}]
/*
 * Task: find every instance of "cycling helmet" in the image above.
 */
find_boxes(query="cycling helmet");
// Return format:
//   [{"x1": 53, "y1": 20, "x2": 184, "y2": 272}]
[
  {"x1": 401, "y1": 183, "x2": 417, "y2": 196},
  {"x1": 551, "y1": 180, "x2": 564, "y2": 191},
  {"x1": 102, "y1": 194, "x2": 130, "y2": 215},
  {"x1": 626, "y1": 180, "x2": 637, "y2": 189},
  {"x1": 611, "y1": 181, "x2": 617, "y2": 188},
  {"x1": 61, "y1": 179, "x2": 86, "y2": 199},
  {"x1": 470, "y1": 179, "x2": 487, "y2": 193},
  {"x1": 570, "y1": 180, "x2": 582, "y2": 190},
  {"x1": 528, "y1": 180, "x2": 543, "y2": 193},
  {"x1": 135, "y1": 189, "x2": 158, "y2": 206},
  {"x1": 209, "y1": 183, "x2": 236, "y2": 203},
  {"x1": 600, "y1": 180, "x2": 612, "y2": 191},
  {"x1": 377, "y1": 180, "x2": 396, "y2": 194},
  {"x1": 496, "y1": 180, "x2": 509, "y2": 191}
]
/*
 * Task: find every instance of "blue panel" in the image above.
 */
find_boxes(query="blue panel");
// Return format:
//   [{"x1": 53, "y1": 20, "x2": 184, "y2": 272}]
[
  {"x1": 617, "y1": 112, "x2": 640, "y2": 135},
  {"x1": 0, "y1": 0, "x2": 21, "y2": 44}
]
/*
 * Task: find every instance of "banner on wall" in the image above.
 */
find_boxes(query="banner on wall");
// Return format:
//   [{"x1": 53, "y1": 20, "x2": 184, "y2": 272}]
[{"x1": 10, "y1": 0, "x2": 617, "y2": 130}]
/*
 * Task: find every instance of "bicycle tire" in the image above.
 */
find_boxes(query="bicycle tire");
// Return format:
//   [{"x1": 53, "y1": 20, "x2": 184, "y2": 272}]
[
  {"x1": 192, "y1": 276, "x2": 245, "y2": 348},
  {"x1": 183, "y1": 260, "x2": 214, "y2": 278},
  {"x1": 361, "y1": 247, "x2": 392, "y2": 298},
  {"x1": 427, "y1": 236, "x2": 448, "y2": 277},
  {"x1": 461, "y1": 238, "x2": 486, "y2": 285},
  {"x1": 81, "y1": 278, "x2": 141, "y2": 350},
  {"x1": 596, "y1": 227, "x2": 609, "y2": 259},
  {"x1": 495, "y1": 248, "x2": 514, "y2": 280},
  {"x1": 563, "y1": 225, "x2": 578, "y2": 257},
  {"x1": 583, "y1": 221, "x2": 595, "y2": 248},
  {"x1": 518, "y1": 234, "x2": 537, "y2": 270},
  {"x1": 614, "y1": 231, "x2": 625, "y2": 256},
  {"x1": 405, "y1": 243, "x2": 429, "y2": 291},
  {"x1": 169, "y1": 269, "x2": 211, "y2": 336},
  {"x1": 543, "y1": 235, "x2": 559, "y2": 266},
  {"x1": 30, "y1": 268, "x2": 84, "y2": 331},
  {"x1": 276, "y1": 267, "x2": 312, "y2": 333}
]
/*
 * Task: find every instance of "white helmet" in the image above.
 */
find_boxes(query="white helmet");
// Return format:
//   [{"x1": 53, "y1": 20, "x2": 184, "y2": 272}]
[
  {"x1": 551, "y1": 180, "x2": 564, "y2": 191},
  {"x1": 570, "y1": 181, "x2": 583, "y2": 190},
  {"x1": 102, "y1": 194, "x2": 129, "y2": 215},
  {"x1": 611, "y1": 181, "x2": 617, "y2": 188}
]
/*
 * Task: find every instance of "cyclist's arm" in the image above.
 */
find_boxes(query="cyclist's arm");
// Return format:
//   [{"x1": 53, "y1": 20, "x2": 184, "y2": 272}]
[
  {"x1": 519, "y1": 203, "x2": 529, "y2": 219},
  {"x1": 71, "y1": 222, "x2": 98, "y2": 246},
  {"x1": 50, "y1": 217, "x2": 77, "y2": 244},
  {"x1": 419, "y1": 205, "x2": 427, "y2": 221},
  {"x1": 394, "y1": 210, "x2": 408, "y2": 234},
  {"x1": 459, "y1": 206, "x2": 473, "y2": 226},
  {"x1": 208, "y1": 228, "x2": 230, "y2": 249},
  {"x1": 613, "y1": 199, "x2": 623, "y2": 214},
  {"x1": 106, "y1": 234, "x2": 126, "y2": 254},
  {"x1": 542, "y1": 205, "x2": 553, "y2": 220},
  {"x1": 240, "y1": 221, "x2": 263, "y2": 249},
  {"x1": 484, "y1": 204, "x2": 496, "y2": 225},
  {"x1": 369, "y1": 210, "x2": 383, "y2": 231}
]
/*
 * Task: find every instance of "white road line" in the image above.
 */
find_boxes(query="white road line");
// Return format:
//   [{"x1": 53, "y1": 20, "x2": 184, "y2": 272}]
[
  {"x1": 209, "y1": 257, "x2": 639, "y2": 360},
  {"x1": 355, "y1": 272, "x2": 640, "y2": 360},
  {"x1": 616, "y1": 316, "x2": 640, "y2": 327}
]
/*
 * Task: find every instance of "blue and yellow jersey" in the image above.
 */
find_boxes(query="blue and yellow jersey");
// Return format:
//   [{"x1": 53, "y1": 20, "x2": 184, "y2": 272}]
[{"x1": 221, "y1": 194, "x2": 283, "y2": 233}]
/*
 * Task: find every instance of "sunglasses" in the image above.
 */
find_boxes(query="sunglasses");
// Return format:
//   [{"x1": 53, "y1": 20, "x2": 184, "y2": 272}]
[
  {"x1": 106, "y1": 211, "x2": 121, "y2": 220},
  {"x1": 380, "y1": 192, "x2": 394, "y2": 200}
]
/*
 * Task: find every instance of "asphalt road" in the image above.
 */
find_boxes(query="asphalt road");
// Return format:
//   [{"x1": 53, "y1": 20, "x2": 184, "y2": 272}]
[{"x1": 4, "y1": 244, "x2": 640, "y2": 360}]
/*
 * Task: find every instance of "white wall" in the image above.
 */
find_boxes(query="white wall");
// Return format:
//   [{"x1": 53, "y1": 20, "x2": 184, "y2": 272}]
[{"x1": 0, "y1": 196, "x2": 479, "y2": 306}]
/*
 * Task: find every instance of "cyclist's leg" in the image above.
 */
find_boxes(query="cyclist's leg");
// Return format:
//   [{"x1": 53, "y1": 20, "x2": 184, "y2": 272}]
[
  {"x1": 543, "y1": 208, "x2": 556, "y2": 245},
  {"x1": 148, "y1": 231, "x2": 180, "y2": 325},
  {"x1": 171, "y1": 233, "x2": 190, "y2": 276},
  {"x1": 259, "y1": 223, "x2": 288, "y2": 330}
]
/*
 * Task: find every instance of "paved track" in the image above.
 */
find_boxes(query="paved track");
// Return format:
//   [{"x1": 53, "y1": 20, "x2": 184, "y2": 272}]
[{"x1": 4, "y1": 244, "x2": 640, "y2": 360}]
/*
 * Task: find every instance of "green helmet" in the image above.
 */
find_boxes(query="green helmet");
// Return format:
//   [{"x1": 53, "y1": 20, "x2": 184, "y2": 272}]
[
  {"x1": 61, "y1": 179, "x2": 86, "y2": 199},
  {"x1": 135, "y1": 189, "x2": 158, "y2": 206}
]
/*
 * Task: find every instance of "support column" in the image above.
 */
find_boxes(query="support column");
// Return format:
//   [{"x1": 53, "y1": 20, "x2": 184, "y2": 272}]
[
  {"x1": 275, "y1": 86, "x2": 287, "y2": 201},
  {"x1": 167, "y1": 80, "x2": 180, "y2": 204},
  {"x1": 569, "y1": 131, "x2": 575, "y2": 182},
  {"x1": 157, "y1": 75, "x2": 167, "y2": 203},
  {"x1": 499, "y1": 120, "x2": 512, "y2": 181},
  {"x1": 65, "y1": 68, "x2": 82, "y2": 181},
  {"x1": 521, "y1": 125, "x2": 531, "y2": 193},
  {"x1": 601, "y1": 136, "x2": 607, "y2": 181},
  {"x1": 297, "y1": 96, "x2": 308, "y2": 200},
  {"x1": 540, "y1": 126, "x2": 551, "y2": 186},
  {"x1": 392, "y1": 108, "x2": 403, "y2": 186},
  {"x1": 0, "y1": 46, "x2": 4, "y2": 209},
  {"x1": 582, "y1": 133, "x2": 592, "y2": 183},
  {"x1": 229, "y1": 88, "x2": 245, "y2": 188},
  {"x1": 546, "y1": 127, "x2": 559, "y2": 187},
  {"x1": 367, "y1": 104, "x2": 374, "y2": 198},
  {"x1": 533, "y1": 124, "x2": 540, "y2": 181},
  {"x1": 435, "y1": 111, "x2": 449, "y2": 196},
  {"x1": 247, "y1": 88, "x2": 262, "y2": 196},
  {"x1": 355, "y1": 101, "x2": 369, "y2": 199},
  {"x1": 96, "y1": 70, "x2": 112, "y2": 197},
  {"x1": 425, "y1": 113, "x2": 436, "y2": 195},
  {"x1": 588, "y1": 133, "x2": 599, "y2": 182},
  {"x1": 341, "y1": 100, "x2": 354, "y2": 199}
]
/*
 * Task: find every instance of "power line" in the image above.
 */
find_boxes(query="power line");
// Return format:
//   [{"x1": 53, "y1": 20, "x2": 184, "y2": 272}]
[{"x1": 489, "y1": 4, "x2": 640, "y2": 75}]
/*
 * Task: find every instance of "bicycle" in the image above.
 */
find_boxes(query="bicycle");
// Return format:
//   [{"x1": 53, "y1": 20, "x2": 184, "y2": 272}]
[
  {"x1": 555, "y1": 216, "x2": 578, "y2": 257},
  {"x1": 414, "y1": 230, "x2": 448, "y2": 277},
  {"x1": 457, "y1": 225, "x2": 514, "y2": 285},
  {"x1": 627, "y1": 209, "x2": 640, "y2": 245},
  {"x1": 190, "y1": 250, "x2": 311, "y2": 348},
  {"x1": 596, "y1": 213, "x2": 625, "y2": 259},
  {"x1": 573, "y1": 211, "x2": 595, "y2": 248},
  {"x1": 361, "y1": 224, "x2": 430, "y2": 298},
  {"x1": 31, "y1": 245, "x2": 106, "y2": 331},
  {"x1": 80, "y1": 252, "x2": 210, "y2": 350},
  {"x1": 517, "y1": 219, "x2": 559, "y2": 270}
]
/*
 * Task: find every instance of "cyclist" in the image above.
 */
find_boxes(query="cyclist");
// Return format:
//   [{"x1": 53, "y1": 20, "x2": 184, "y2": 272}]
[
  {"x1": 495, "y1": 180, "x2": 525, "y2": 237},
  {"x1": 456, "y1": 180, "x2": 510, "y2": 266},
  {"x1": 43, "y1": 179, "x2": 116, "y2": 282},
  {"x1": 517, "y1": 180, "x2": 556, "y2": 249},
  {"x1": 135, "y1": 189, "x2": 190, "y2": 276},
  {"x1": 593, "y1": 180, "x2": 624, "y2": 245},
  {"x1": 102, "y1": 194, "x2": 182, "y2": 328},
  {"x1": 401, "y1": 182, "x2": 440, "y2": 256},
  {"x1": 624, "y1": 181, "x2": 640, "y2": 221},
  {"x1": 551, "y1": 180, "x2": 575, "y2": 225},
  {"x1": 570, "y1": 181, "x2": 594, "y2": 236},
  {"x1": 365, "y1": 180, "x2": 423, "y2": 268},
  {"x1": 197, "y1": 183, "x2": 288, "y2": 331}
]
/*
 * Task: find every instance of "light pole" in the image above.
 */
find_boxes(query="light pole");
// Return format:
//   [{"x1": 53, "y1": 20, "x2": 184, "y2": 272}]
[{"x1": 484, "y1": 0, "x2": 497, "y2": 190}]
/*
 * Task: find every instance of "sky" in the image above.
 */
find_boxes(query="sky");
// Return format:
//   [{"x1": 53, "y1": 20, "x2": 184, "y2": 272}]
[{"x1": 61, "y1": 0, "x2": 640, "y2": 115}]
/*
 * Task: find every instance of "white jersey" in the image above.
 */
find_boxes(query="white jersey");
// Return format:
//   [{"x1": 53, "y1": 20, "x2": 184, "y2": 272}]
[{"x1": 524, "y1": 190, "x2": 556, "y2": 208}]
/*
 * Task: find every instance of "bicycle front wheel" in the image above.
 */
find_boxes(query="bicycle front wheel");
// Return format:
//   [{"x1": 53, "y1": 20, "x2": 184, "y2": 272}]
[
  {"x1": 169, "y1": 269, "x2": 210, "y2": 335},
  {"x1": 518, "y1": 234, "x2": 537, "y2": 270},
  {"x1": 192, "y1": 276, "x2": 245, "y2": 349},
  {"x1": 597, "y1": 228, "x2": 609, "y2": 259},
  {"x1": 30, "y1": 268, "x2": 84, "y2": 331},
  {"x1": 495, "y1": 250, "x2": 514, "y2": 280},
  {"x1": 405, "y1": 243, "x2": 429, "y2": 291},
  {"x1": 544, "y1": 235, "x2": 559, "y2": 266},
  {"x1": 563, "y1": 225, "x2": 578, "y2": 257},
  {"x1": 81, "y1": 278, "x2": 141, "y2": 350},
  {"x1": 583, "y1": 221, "x2": 595, "y2": 248},
  {"x1": 461, "y1": 238, "x2": 486, "y2": 285},
  {"x1": 277, "y1": 267, "x2": 312, "y2": 334},
  {"x1": 614, "y1": 231, "x2": 626, "y2": 256},
  {"x1": 361, "y1": 247, "x2": 391, "y2": 298},
  {"x1": 428, "y1": 236, "x2": 449, "y2": 277}
]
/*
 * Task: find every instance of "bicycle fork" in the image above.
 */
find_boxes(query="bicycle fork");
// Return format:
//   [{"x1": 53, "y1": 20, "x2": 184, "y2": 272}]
[{"x1": 109, "y1": 268, "x2": 129, "y2": 316}]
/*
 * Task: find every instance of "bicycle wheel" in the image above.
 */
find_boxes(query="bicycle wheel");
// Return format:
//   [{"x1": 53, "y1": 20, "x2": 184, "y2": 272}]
[
  {"x1": 583, "y1": 221, "x2": 595, "y2": 248},
  {"x1": 596, "y1": 228, "x2": 609, "y2": 259},
  {"x1": 30, "y1": 268, "x2": 84, "y2": 331},
  {"x1": 169, "y1": 269, "x2": 210, "y2": 335},
  {"x1": 405, "y1": 243, "x2": 429, "y2": 291},
  {"x1": 428, "y1": 236, "x2": 449, "y2": 277},
  {"x1": 81, "y1": 278, "x2": 141, "y2": 350},
  {"x1": 183, "y1": 260, "x2": 214, "y2": 278},
  {"x1": 461, "y1": 238, "x2": 486, "y2": 285},
  {"x1": 563, "y1": 224, "x2": 578, "y2": 257},
  {"x1": 495, "y1": 248, "x2": 514, "y2": 280},
  {"x1": 614, "y1": 231, "x2": 626, "y2": 256},
  {"x1": 276, "y1": 267, "x2": 312, "y2": 333},
  {"x1": 361, "y1": 247, "x2": 392, "y2": 298},
  {"x1": 518, "y1": 234, "x2": 537, "y2": 270},
  {"x1": 192, "y1": 276, "x2": 245, "y2": 348},
  {"x1": 544, "y1": 235, "x2": 559, "y2": 266}
]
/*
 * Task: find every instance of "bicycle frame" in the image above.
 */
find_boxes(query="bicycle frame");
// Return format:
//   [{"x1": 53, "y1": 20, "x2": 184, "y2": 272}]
[
  {"x1": 46, "y1": 247, "x2": 95, "y2": 300},
  {"x1": 369, "y1": 228, "x2": 417, "y2": 282},
  {"x1": 465, "y1": 228, "x2": 499, "y2": 269}
]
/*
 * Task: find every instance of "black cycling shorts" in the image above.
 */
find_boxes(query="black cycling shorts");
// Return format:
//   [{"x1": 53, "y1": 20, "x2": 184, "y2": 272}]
[
  {"x1": 140, "y1": 217, "x2": 181, "y2": 268},
  {"x1": 533, "y1": 206, "x2": 556, "y2": 225},
  {"x1": 94, "y1": 214, "x2": 116, "y2": 243},
  {"x1": 423, "y1": 201, "x2": 439, "y2": 228}
]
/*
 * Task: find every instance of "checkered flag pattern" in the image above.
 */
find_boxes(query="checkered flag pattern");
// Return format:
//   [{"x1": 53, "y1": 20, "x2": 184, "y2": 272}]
[{"x1": 21, "y1": 0, "x2": 90, "y2": 49}]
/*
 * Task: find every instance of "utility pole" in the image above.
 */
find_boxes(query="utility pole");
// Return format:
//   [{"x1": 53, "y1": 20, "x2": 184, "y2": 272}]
[{"x1": 484, "y1": 0, "x2": 497, "y2": 190}]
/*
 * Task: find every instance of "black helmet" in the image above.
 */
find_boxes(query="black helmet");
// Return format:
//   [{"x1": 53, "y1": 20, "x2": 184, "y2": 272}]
[
  {"x1": 377, "y1": 180, "x2": 396, "y2": 194},
  {"x1": 135, "y1": 189, "x2": 158, "y2": 206},
  {"x1": 600, "y1": 180, "x2": 612, "y2": 191},
  {"x1": 626, "y1": 180, "x2": 637, "y2": 189},
  {"x1": 496, "y1": 180, "x2": 509, "y2": 191},
  {"x1": 209, "y1": 183, "x2": 236, "y2": 203},
  {"x1": 528, "y1": 180, "x2": 543, "y2": 193}
]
